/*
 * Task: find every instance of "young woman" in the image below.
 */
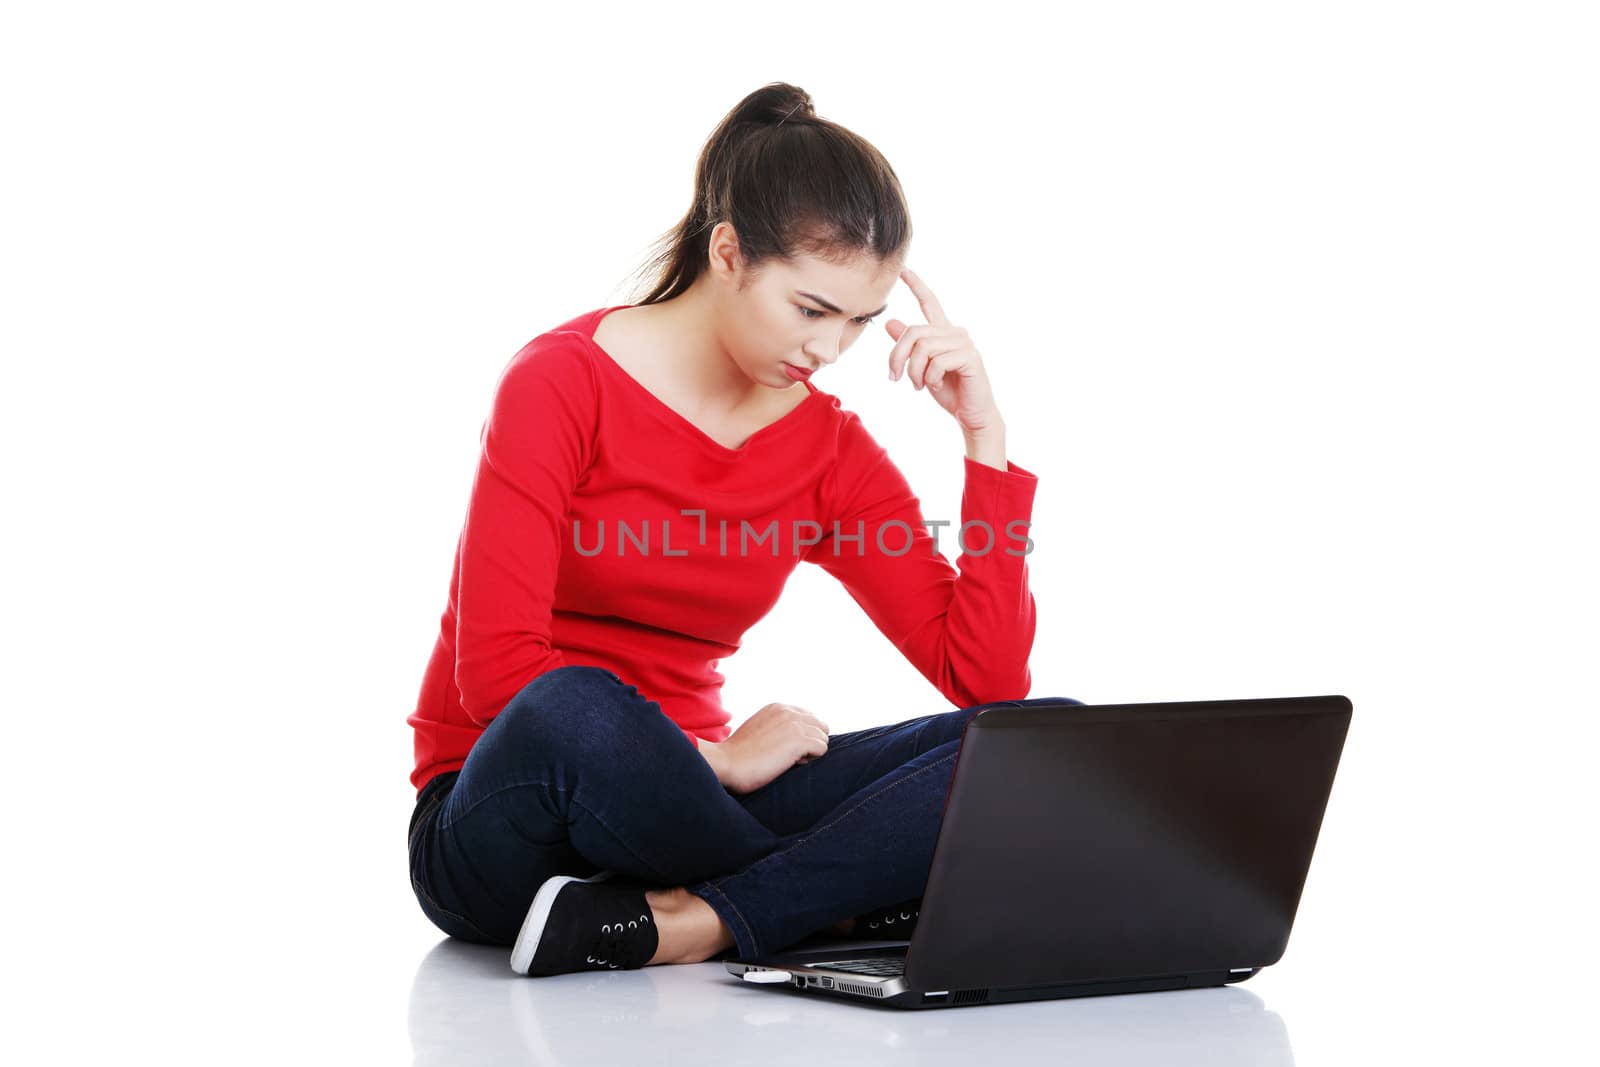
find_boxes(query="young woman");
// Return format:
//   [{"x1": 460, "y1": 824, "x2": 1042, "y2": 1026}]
[{"x1": 405, "y1": 81, "x2": 1080, "y2": 978}]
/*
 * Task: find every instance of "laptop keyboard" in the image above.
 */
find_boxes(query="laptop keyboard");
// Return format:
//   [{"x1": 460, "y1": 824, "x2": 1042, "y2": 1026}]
[{"x1": 817, "y1": 957, "x2": 906, "y2": 977}]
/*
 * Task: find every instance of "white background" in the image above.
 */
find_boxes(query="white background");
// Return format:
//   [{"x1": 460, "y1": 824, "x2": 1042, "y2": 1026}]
[{"x1": 3, "y1": 1, "x2": 1595, "y2": 1062}]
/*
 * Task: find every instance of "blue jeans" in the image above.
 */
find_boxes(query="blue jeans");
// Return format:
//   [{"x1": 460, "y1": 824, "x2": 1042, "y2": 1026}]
[{"x1": 407, "y1": 665, "x2": 1082, "y2": 959}]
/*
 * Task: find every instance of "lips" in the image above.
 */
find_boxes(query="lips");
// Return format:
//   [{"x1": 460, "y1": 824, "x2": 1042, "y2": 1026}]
[{"x1": 784, "y1": 363, "x2": 813, "y2": 381}]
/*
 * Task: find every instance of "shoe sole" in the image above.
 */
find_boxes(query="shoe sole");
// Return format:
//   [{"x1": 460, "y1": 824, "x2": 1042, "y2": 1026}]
[{"x1": 510, "y1": 869, "x2": 615, "y2": 975}]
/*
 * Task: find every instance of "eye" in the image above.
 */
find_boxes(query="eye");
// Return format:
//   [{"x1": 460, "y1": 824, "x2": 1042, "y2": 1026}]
[{"x1": 798, "y1": 306, "x2": 872, "y2": 325}]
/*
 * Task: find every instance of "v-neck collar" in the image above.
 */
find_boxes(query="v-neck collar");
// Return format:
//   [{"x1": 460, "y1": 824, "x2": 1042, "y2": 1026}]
[{"x1": 579, "y1": 304, "x2": 824, "y2": 456}]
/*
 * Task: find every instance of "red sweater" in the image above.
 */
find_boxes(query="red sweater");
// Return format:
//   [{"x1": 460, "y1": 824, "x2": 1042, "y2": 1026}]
[{"x1": 407, "y1": 305, "x2": 1041, "y2": 794}]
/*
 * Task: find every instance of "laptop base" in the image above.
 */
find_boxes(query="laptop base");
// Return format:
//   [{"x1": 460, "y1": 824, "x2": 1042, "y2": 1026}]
[{"x1": 724, "y1": 955, "x2": 1260, "y2": 1010}]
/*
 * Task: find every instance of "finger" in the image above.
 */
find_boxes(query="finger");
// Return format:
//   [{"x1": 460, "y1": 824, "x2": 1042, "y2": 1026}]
[
  {"x1": 890, "y1": 326, "x2": 958, "y2": 382},
  {"x1": 791, "y1": 716, "x2": 827, "y2": 739},
  {"x1": 900, "y1": 267, "x2": 951, "y2": 329},
  {"x1": 924, "y1": 348, "x2": 973, "y2": 391},
  {"x1": 796, "y1": 709, "x2": 830, "y2": 735},
  {"x1": 909, "y1": 338, "x2": 969, "y2": 390},
  {"x1": 908, "y1": 346, "x2": 931, "y2": 391},
  {"x1": 888, "y1": 324, "x2": 927, "y2": 382}
]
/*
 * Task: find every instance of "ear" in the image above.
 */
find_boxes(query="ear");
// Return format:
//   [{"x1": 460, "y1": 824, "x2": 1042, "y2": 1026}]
[{"x1": 706, "y1": 221, "x2": 743, "y2": 280}]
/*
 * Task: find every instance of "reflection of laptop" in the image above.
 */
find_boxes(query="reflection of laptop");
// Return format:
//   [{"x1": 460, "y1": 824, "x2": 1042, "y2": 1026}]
[{"x1": 725, "y1": 695, "x2": 1352, "y2": 1009}]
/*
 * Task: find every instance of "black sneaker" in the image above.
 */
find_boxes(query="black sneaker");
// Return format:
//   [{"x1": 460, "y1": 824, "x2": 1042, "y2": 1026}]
[
  {"x1": 510, "y1": 871, "x2": 661, "y2": 977},
  {"x1": 852, "y1": 897, "x2": 922, "y2": 938}
]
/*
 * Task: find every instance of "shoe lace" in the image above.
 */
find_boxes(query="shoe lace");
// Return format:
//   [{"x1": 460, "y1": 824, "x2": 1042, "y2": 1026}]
[
  {"x1": 585, "y1": 911, "x2": 652, "y2": 969},
  {"x1": 865, "y1": 899, "x2": 921, "y2": 931}
]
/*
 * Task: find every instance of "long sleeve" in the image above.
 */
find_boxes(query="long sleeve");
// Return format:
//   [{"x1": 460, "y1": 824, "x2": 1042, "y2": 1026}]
[
  {"x1": 804, "y1": 413, "x2": 1040, "y2": 707},
  {"x1": 452, "y1": 339, "x2": 598, "y2": 725}
]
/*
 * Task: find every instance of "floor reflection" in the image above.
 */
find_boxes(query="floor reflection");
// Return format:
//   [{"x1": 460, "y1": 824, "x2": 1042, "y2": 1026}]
[{"x1": 409, "y1": 937, "x2": 1295, "y2": 1065}]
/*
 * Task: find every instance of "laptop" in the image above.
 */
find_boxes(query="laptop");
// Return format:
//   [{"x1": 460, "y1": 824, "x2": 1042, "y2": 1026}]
[{"x1": 724, "y1": 694, "x2": 1352, "y2": 1009}]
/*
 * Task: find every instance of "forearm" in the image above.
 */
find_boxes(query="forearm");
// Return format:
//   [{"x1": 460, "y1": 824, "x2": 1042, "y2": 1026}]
[
  {"x1": 698, "y1": 738, "x2": 731, "y2": 787},
  {"x1": 964, "y1": 418, "x2": 1007, "y2": 471}
]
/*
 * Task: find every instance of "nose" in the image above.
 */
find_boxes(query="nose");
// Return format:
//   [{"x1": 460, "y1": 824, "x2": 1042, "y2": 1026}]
[{"x1": 805, "y1": 338, "x2": 843, "y2": 368}]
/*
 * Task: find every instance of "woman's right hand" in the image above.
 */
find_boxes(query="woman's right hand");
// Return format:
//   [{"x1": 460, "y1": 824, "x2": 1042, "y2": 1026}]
[{"x1": 715, "y1": 702, "x2": 830, "y2": 794}]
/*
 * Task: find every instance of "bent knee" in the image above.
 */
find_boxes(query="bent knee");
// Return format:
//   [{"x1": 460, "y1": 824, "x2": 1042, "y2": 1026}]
[
  {"x1": 511, "y1": 664, "x2": 627, "y2": 706},
  {"x1": 495, "y1": 665, "x2": 673, "y2": 752}
]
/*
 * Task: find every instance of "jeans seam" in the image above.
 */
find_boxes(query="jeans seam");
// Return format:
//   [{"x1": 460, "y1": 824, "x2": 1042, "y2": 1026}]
[
  {"x1": 570, "y1": 795, "x2": 676, "y2": 884},
  {"x1": 822, "y1": 724, "x2": 896, "y2": 753},
  {"x1": 410, "y1": 871, "x2": 494, "y2": 941},
  {"x1": 697, "y1": 883, "x2": 757, "y2": 956},
  {"x1": 705, "y1": 750, "x2": 958, "y2": 892},
  {"x1": 410, "y1": 807, "x2": 495, "y2": 942},
  {"x1": 440, "y1": 780, "x2": 676, "y2": 885},
  {"x1": 440, "y1": 778, "x2": 564, "y2": 833}
]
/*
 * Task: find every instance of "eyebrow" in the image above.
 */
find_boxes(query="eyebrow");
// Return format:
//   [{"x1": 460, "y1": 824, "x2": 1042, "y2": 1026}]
[{"x1": 795, "y1": 290, "x2": 888, "y2": 319}]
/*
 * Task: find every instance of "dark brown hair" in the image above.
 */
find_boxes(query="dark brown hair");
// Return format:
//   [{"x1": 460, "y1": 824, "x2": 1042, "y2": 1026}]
[{"x1": 625, "y1": 82, "x2": 912, "y2": 305}]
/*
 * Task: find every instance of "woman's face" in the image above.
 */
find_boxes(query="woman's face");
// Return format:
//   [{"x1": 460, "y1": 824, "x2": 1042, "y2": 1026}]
[{"x1": 711, "y1": 228, "x2": 902, "y2": 390}]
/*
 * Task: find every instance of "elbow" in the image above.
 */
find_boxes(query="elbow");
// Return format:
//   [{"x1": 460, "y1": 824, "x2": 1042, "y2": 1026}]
[
  {"x1": 983, "y1": 669, "x2": 1033, "y2": 705},
  {"x1": 913, "y1": 624, "x2": 1035, "y2": 706},
  {"x1": 977, "y1": 656, "x2": 1034, "y2": 704},
  {"x1": 937, "y1": 639, "x2": 1033, "y2": 707},
  {"x1": 454, "y1": 670, "x2": 503, "y2": 728},
  {"x1": 948, "y1": 662, "x2": 1033, "y2": 708},
  {"x1": 953, "y1": 602, "x2": 1036, "y2": 704},
  {"x1": 454, "y1": 644, "x2": 567, "y2": 728},
  {"x1": 452, "y1": 657, "x2": 517, "y2": 729}
]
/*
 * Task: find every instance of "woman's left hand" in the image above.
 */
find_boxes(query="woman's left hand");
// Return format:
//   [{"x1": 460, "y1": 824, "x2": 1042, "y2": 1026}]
[{"x1": 884, "y1": 268, "x2": 1004, "y2": 438}]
